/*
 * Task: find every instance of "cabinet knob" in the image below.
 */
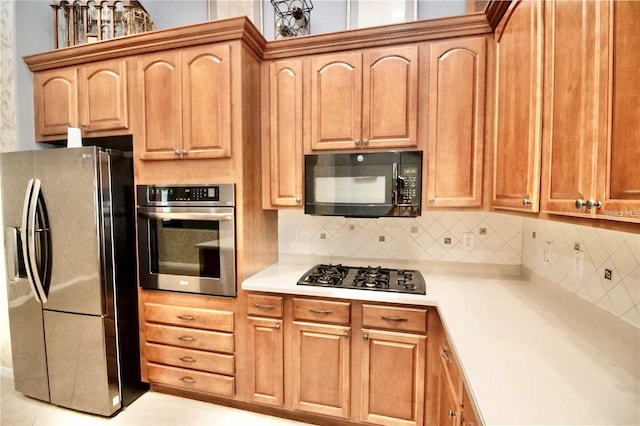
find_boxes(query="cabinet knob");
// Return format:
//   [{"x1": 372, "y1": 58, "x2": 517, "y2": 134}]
[
  {"x1": 343, "y1": 332, "x2": 349, "y2": 339},
  {"x1": 428, "y1": 198, "x2": 436, "y2": 205},
  {"x1": 523, "y1": 198, "x2": 532, "y2": 206},
  {"x1": 295, "y1": 197, "x2": 301, "y2": 203},
  {"x1": 273, "y1": 324, "x2": 281, "y2": 331},
  {"x1": 363, "y1": 334, "x2": 369, "y2": 341},
  {"x1": 448, "y1": 409, "x2": 457, "y2": 418},
  {"x1": 81, "y1": 123, "x2": 87, "y2": 128},
  {"x1": 182, "y1": 149, "x2": 188, "y2": 156},
  {"x1": 363, "y1": 138, "x2": 369, "y2": 145},
  {"x1": 174, "y1": 150, "x2": 181, "y2": 156},
  {"x1": 354, "y1": 139, "x2": 360, "y2": 146},
  {"x1": 575, "y1": 199, "x2": 602, "y2": 210}
]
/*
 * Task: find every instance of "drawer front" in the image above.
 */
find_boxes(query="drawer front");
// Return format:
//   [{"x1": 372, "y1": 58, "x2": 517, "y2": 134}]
[
  {"x1": 146, "y1": 323, "x2": 234, "y2": 353},
  {"x1": 144, "y1": 303, "x2": 234, "y2": 332},
  {"x1": 247, "y1": 294, "x2": 283, "y2": 318},
  {"x1": 362, "y1": 304, "x2": 427, "y2": 333},
  {"x1": 293, "y1": 298, "x2": 351, "y2": 324},
  {"x1": 145, "y1": 342, "x2": 234, "y2": 376},
  {"x1": 147, "y1": 362, "x2": 235, "y2": 396}
]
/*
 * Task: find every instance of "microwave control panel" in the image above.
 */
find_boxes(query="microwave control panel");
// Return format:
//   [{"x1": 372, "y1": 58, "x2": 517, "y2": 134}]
[{"x1": 397, "y1": 165, "x2": 420, "y2": 207}]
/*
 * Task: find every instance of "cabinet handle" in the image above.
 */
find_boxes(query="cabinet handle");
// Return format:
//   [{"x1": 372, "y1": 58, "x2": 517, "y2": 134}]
[
  {"x1": 174, "y1": 150, "x2": 181, "y2": 156},
  {"x1": 381, "y1": 315, "x2": 408, "y2": 322},
  {"x1": 253, "y1": 303, "x2": 276, "y2": 310},
  {"x1": 440, "y1": 346, "x2": 452, "y2": 363},
  {"x1": 522, "y1": 198, "x2": 532, "y2": 206},
  {"x1": 354, "y1": 139, "x2": 360, "y2": 146},
  {"x1": 273, "y1": 324, "x2": 281, "y2": 330},
  {"x1": 448, "y1": 409, "x2": 457, "y2": 418},
  {"x1": 343, "y1": 332, "x2": 349, "y2": 339},
  {"x1": 428, "y1": 198, "x2": 436, "y2": 205},
  {"x1": 179, "y1": 356, "x2": 197, "y2": 363},
  {"x1": 81, "y1": 123, "x2": 87, "y2": 128},
  {"x1": 363, "y1": 334, "x2": 369, "y2": 341},
  {"x1": 295, "y1": 197, "x2": 301, "y2": 203},
  {"x1": 178, "y1": 335, "x2": 196, "y2": 342},
  {"x1": 179, "y1": 376, "x2": 197, "y2": 384},
  {"x1": 575, "y1": 199, "x2": 602, "y2": 210},
  {"x1": 309, "y1": 308, "x2": 333, "y2": 315},
  {"x1": 363, "y1": 138, "x2": 369, "y2": 145},
  {"x1": 177, "y1": 315, "x2": 196, "y2": 321},
  {"x1": 182, "y1": 149, "x2": 188, "y2": 156}
]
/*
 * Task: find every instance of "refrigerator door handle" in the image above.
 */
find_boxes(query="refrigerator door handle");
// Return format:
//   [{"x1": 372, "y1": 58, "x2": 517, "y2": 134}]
[{"x1": 22, "y1": 178, "x2": 48, "y2": 303}]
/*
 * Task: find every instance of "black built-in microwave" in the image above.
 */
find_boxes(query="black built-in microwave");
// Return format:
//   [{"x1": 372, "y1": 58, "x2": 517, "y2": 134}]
[{"x1": 304, "y1": 151, "x2": 422, "y2": 218}]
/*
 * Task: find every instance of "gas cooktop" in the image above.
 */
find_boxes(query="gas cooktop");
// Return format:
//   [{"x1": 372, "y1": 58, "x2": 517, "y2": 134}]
[{"x1": 297, "y1": 264, "x2": 426, "y2": 295}]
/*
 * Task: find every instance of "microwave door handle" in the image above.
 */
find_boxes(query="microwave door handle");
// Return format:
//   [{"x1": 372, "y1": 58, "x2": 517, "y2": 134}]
[
  {"x1": 392, "y1": 163, "x2": 399, "y2": 205},
  {"x1": 26, "y1": 179, "x2": 48, "y2": 303},
  {"x1": 140, "y1": 211, "x2": 234, "y2": 221},
  {"x1": 20, "y1": 179, "x2": 42, "y2": 303}
]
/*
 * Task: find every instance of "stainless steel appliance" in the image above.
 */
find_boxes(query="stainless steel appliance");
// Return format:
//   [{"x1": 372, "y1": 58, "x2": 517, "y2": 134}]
[
  {"x1": 304, "y1": 151, "x2": 422, "y2": 218},
  {"x1": 1, "y1": 147, "x2": 146, "y2": 417},
  {"x1": 298, "y1": 264, "x2": 426, "y2": 295},
  {"x1": 137, "y1": 184, "x2": 236, "y2": 297}
]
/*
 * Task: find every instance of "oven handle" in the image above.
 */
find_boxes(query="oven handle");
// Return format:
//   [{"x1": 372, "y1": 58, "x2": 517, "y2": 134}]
[{"x1": 138, "y1": 211, "x2": 234, "y2": 221}]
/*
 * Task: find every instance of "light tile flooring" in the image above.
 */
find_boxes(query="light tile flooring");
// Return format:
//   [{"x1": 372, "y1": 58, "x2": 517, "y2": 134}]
[{"x1": 1, "y1": 376, "x2": 314, "y2": 426}]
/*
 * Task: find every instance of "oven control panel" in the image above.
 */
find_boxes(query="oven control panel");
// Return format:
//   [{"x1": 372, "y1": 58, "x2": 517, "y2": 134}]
[{"x1": 138, "y1": 184, "x2": 235, "y2": 206}]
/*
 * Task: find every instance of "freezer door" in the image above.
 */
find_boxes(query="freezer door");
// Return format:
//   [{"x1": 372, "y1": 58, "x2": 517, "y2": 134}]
[
  {"x1": 32, "y1": 147, "x2": 107, "y2": 315},
  {"x1": 6, "y1": 279, "x2": 50, "y2": 402},
  {"x1": 44, "y1": 310, "x2": 121, "y2": 416}
]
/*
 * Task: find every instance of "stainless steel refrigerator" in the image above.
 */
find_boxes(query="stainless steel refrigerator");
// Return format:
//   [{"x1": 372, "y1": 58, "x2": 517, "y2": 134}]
[{"x1": 1, "y1": 146, "x2": 147, "y2": 416}]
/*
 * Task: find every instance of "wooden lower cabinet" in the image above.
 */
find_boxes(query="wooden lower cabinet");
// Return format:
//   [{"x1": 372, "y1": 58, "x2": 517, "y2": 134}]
[
  {"x1": 290, "y1": 321, "x2": 351, "y2": 418},
  {"x1": 360, "y1": 329, "x2": 426, "y2": 426},
  {"x1": 247, "y1": 316, "x2": 284, "y2": 406}
]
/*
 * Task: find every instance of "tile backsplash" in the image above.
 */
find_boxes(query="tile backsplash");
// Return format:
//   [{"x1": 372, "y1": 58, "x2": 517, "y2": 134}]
[
  {"x1": 522, "y1": 218, "x2": 640, "y2": 328},
  {"x1": 278, "y1": 210, "x2": 640, "y2": 329}
]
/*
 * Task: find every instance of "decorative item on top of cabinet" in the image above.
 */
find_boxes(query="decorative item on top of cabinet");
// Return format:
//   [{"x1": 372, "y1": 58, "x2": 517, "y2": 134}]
[
  {"x1": 308, "y1": 46, "x2": 418, "y2": 151},
  {"x1": 491, "y1": 0, "x2": 543, "y2": 212},
  {"x1": 263, "y1": 59, "x2": 304, "y2": 209},
  {"x1": 136, "y1": 44, "x2": 231, "y2": 160},
  {"x1": 33, "y1": 58, "x2": 129, "y2": 142},
  {"x1": 425, "y1": 36, "x2": 487, "y2": 208},
  {"x1": 246, "y1": 294, "x2": 284, "y2": 406},
  {"x1": 360, "y1": 304, "x2": 427, "y2": 426},
  {"x1": 290, "y1": 298, "x2": 351, "y2": 418},
  {"x1": 540, "y1": 0, "x2": 640, "y2": 223}
]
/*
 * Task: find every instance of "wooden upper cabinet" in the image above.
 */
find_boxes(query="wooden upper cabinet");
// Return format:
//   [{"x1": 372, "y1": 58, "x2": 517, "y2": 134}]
[
  {"x1": 264, "y1": 59, "x2": 304, "y2": 208},
  {"x1": 34, "y1": 67, "x2": 78, "y2": 139},
  {"x1": 310, "y1": 52, "x2": 362, "y2": 150},
  {"x1": 492, "y1": 0, "x2": 543, "y2": 212},
  {"x1": 425, "y1": 36, "x2": 486, "y2": 208},
  {"x1": 541, "y1": 0, "x2": 640, "y2": 222},
  {"x1": 137, "y1": 44, "x2": 232, "y2": 161},
  {"x1": 596, "y1": 0, "x2": 640, "y2": 222},
  {"x1": 309, "y1": 46, "x2": 418, "y2": 151},
  {"x1": 78, "y1": 59, "x2": 128, "y2": 133},
  {"x1": 540, "y1": 0, "x2": 607, "y2": 217},
  {"x1": 362, "y1": 46, "x2": 419, "y2": 149}
]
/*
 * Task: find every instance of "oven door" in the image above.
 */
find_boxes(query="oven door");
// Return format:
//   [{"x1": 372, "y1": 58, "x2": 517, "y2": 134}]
[{"x1": 137, "y1": 206, "x2": 236, "y2": 297}]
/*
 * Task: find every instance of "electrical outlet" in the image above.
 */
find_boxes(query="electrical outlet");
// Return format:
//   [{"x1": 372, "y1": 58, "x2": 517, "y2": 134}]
[
  {"x1": 572, "y1": 250, "x2": 584, "y2": 276},
  {"x1": 544, "y1": 240, "x2": 553, "y2": 263},
  {"x1": 479, "y1": 227, "x2": 487, "y2": 236},
  {"x1": 444, "y1": 237, "x2": 452, "y2": 245},
  {"x1": 604, "y1": 268, "x2": 613, "y2": 280},
  {"x1": 462, "y1": 232, "x2": 474, "y2": 250}
]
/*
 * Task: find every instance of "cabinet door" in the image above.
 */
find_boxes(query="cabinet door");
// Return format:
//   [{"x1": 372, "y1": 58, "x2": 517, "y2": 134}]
[
  {"x1": 361, "y1": 329, "x2": 426, "y2": 426},
  {"x1": 247, "y1": 317, "x2": 284, "y2": 406},
  {"x1": 309, "y1": 52, "x2": 362, "y2": 150},
  {"x1": 597, "y1": 1, "x2": 640, "y2": 222},
  {"x1": 438, "y1": 367, "x2": 461, "y2": 426},
  {"x1": 492, "y1": 0, "x2": 543, "y2": 212},
  {"x1": 290, "y1": 321, "x2": 350, "y2": 418},
  {"x1": 426, "y1": 37, "x2": 486, "y2": 207},
  {"x1": 137, "y1": 50, "x2": 182, "y2": 160},
  {"x1": 181, "y1": 44, "x2": 232, "y2": 159},
  {"x1": 78, "y1": 58, "x2": 128, "y2": 133},
  {"x1": 540, "y1": 0, "x2": 608, "y2": 217},
  {"x1": 362, "y1": 46, "x2": 418, "y2": 149},
  {"x1": 34, "y1": 67, "x2": 78, "y2": 139},
  {"x1": 267, "y1": 59, "x2": 303, "y2": 207}
]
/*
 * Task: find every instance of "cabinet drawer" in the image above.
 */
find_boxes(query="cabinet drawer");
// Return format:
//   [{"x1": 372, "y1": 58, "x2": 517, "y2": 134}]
[
  {"x1": 247, "y1": 294, "x2": 283, "y2": 317},
  {"x1": 145, "y1": 343, "x2": 234, "y2": 376},
  {"x1": 146, "y1": 323, "x2": 234, "y2": 353},
  {"x1": 147, "y1": 362, "x2": 235, "y2": 396},
  {"x1": 144, "y1": 303, "x2": 234, "y2": 332},
  {"x1": 293, "y1": 298, "x2": 351, "y2": 325},
  {"x1": 362, "y1": 304, "x2": 427, "y2": 333}
]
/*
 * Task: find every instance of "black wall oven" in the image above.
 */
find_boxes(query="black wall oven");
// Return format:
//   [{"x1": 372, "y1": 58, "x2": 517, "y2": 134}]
[{"x1": 137, "y1": 184, "x2": 236, "y2": 297}]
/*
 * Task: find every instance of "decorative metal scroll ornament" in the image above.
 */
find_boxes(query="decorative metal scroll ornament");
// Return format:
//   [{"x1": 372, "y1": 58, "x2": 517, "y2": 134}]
[{"x1": 271, "y1": 0, "x2": 313, "y2": 39}]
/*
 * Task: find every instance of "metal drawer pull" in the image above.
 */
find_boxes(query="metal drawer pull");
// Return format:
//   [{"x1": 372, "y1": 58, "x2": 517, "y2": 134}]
[
  {"x1": 274, "y1": 324, "x2": 281, "y2": 330},
  {"x1": 253, "y1": 303, "x2": 276, "y2": 310},
  {"x1": 381, "y1": 315, "x2": 408, "y2": 322},
  {"x1": 179, "y1": 376, "x2": 196, "y2": 384},
  {"x1": 178, "y1": 335, "x2": 196, "y2": 342},
  {"x1": 448, "y1": 409, "x2": 457, "y2": 418},
  {"x1": 177, "y1": 315, "x2": 196, "y2": 321},
  {"x1": 441, "y1": 346, "x2": 452, "y2": 363},
  {"x1": 179, "y1": 356, "x2": 197, "y2": 363},
  {"x1": 309, "y1": 308, "x2": 333, "y2": 315}
]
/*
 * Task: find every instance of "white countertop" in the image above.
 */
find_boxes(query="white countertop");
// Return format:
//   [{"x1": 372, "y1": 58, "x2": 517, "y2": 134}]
[{"x1": 242, "y1": 254, "x2": 640, "y2": 426}]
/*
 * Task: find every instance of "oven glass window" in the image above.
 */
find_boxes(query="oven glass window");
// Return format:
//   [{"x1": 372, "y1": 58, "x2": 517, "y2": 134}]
[{"x1": 149, "y1": 219, "x2": 221, "y2": 278}]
